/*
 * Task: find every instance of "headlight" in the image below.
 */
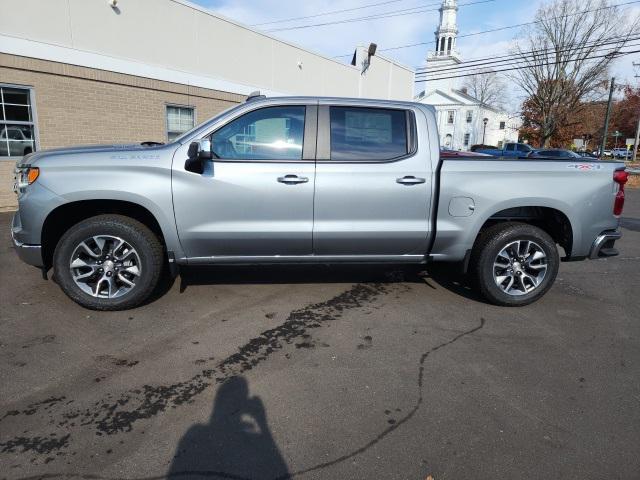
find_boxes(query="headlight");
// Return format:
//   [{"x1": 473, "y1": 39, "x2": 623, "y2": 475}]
[{"x1": 13, "y1": 166, "x2": 39, "y2": 192}]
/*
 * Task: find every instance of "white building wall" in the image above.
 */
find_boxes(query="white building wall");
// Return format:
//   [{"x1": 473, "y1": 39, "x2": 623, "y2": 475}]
[
  {"x1": 0, "y1": 0, "x2": 414, "y2": 99},
  {"x1": 430, "y1": 103, "x2": 519, "y2": 150}
]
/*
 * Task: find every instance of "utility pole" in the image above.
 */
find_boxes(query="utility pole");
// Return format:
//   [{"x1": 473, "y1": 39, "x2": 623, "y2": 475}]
[
  {"x1": 634, "y1": 116, "x2": 640, "y2": 162},
  {"x1": 634, "y1": 63, "x2": 640, "y2": 162},
  {"x1": 600, "y1": 77, "x2": 615, "y2": 157}
]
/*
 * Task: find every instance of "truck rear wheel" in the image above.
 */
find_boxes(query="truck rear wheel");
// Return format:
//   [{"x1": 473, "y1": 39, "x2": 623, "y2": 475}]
[
  {"x1": 471, "y1": 222, "x2": 559, "y2": 307},
  {"x1": 53, "y1": 215, "x2": 164, "y2": 310}
]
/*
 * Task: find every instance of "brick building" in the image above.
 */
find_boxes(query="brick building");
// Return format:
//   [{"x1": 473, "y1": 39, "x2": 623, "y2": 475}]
[{"x1": 0, "y1": 0, "x2": 415, "y2": 209}]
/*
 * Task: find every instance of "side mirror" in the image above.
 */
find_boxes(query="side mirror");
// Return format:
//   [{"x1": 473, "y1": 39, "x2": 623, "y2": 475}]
[
  {"x1": 185, "y1": 139, "x2": 213, "y2": 173},
  {"x1": 188, "y1": 139, "x2": 213, "y2": 160}
]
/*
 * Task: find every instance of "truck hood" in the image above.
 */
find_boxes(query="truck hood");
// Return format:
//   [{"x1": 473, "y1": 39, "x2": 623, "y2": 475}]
[{"x1": 19, "y1": 143, "x2": 168, "y2": 166}]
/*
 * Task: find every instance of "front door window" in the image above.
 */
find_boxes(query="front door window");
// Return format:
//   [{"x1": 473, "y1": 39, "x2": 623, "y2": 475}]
[{"x1": 211, "y1": 106, "x2": 305, "y2": 160}]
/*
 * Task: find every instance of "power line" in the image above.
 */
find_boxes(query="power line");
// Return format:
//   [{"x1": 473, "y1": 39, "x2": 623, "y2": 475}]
[
  {"x1": 414, "y1": 34, "x2": 640, "y2": 76},
  {"x1": 250, "y1": 0, "x2": 408, "y2": 26},
  {"x1": 416, "y1": 37, "x2": 640, "y2": 78},
  {"x1": 416, "y1": 33, "x2": 640, "y2": 73},
  {"x1": 265, "y1": 0, "x2": 494, "y2": 32},
  {"x1": 332, "y1": 0, "x2": 640, "y2": 56},
  {"x1": 416, "y1": 43, "x2": 640, "y2": 82},
  {"x1": 416, "y1": 43, "x2": 640, "y2": 80},
  {"x1": 414, "y1": 48, "x2": 640, "y2": 82}
]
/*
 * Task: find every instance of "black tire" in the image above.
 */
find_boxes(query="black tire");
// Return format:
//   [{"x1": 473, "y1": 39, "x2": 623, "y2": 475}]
[
  {"x1": 53, "y1": 215, "x2": 164, "y2": 310},
  {"x1": 470, "y1": 222, "x2": 559, "y2": 307}
]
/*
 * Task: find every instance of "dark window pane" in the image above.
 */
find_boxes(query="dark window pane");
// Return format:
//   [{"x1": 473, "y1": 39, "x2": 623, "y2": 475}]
[
  {"x1": 4, "y1": 104, "x2": 31, "y2": 122},
  {"x1": 329, "y1": 107, "x2": 408, "y2": 161},
  {"x1": 2, "y1": 88, "x2": 30, "y2": 105},
  {"x1": 212, "y1": 106, "x2": 305, "y2": 160}
]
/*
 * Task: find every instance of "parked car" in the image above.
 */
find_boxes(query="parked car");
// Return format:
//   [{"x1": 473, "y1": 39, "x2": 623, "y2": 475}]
[
  {"x1": 474, "y1": 142, "x2": 536, "y2": 157},
  {"x1": 594, "y1": 149, "x2": 613, "y2": 157},
  {"x1": 12, "y1": 96, "x2": 628, "y2": 310},
  {"x1": 612, "y1": 147, "x2": 632, "y2": 159},
  {"x1": 528, "y1": 149, "x2": 585, "y2": 159},
  {"x1": 469, "y1": 144, "x2": 496, "y2": 152},
  {"x1": 579, "y1": 151, "x2": 600, "y2": 159}
]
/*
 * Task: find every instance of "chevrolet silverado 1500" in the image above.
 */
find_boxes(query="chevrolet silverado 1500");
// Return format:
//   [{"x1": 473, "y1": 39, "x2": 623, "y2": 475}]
[{"x1": 12, "y1": 96, "x2": 628, "y2": 310}]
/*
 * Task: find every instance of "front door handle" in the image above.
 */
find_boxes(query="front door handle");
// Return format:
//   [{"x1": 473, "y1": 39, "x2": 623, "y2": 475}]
[
  {"x1": 278, "y1": 174, "x2": 309, "y2": 185},
  {"x1": 397, "y1": 176, "x2": 426, "y2": 185}
]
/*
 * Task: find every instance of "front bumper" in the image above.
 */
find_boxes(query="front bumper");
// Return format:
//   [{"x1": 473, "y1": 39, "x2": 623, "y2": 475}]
[
  {"x1": 589, "y1": 230, "x2": 622, "y2": 260},
  {"x1": 11, "y1": 213, "x2": 43, "y2": 267}
]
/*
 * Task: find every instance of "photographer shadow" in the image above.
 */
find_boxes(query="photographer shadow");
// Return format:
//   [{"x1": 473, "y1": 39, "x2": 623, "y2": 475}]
[{"x1": 168, "y1": 376, "x2": 290, "y2": 480}]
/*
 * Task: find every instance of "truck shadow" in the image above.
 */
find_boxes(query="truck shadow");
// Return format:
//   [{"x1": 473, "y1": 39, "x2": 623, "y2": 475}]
[{"x1": 176, "y1": 263, "x2": 487, "y2": 304}]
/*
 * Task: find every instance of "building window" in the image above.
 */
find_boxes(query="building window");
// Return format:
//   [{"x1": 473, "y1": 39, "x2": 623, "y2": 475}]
[
  {"x1": 499, "y1": 121, "x2": 506, "y2": 130},
  {"x1": 466, "y1": 111, "x2": 473, "y2": 123},
  {"x1": 166, "y1": 105, "x2": 195, "y2": 142},
  {"x1": 0, "y1": 85, "x2": 37, "y2": 158},
  {"x1": 447, "y1": 110, "x2": 455, "y2": 124},
  {"x1": 463, "y1": 133, "x2": 471, "y2": 147}
]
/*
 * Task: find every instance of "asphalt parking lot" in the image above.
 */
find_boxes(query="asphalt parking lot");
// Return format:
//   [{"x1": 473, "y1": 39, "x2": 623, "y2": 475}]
[{"x1": 1, "y1": 191, "x2": 639, "y2": 480}]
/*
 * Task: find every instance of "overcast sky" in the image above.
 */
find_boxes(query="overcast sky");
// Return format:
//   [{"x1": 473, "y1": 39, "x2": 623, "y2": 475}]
[{"x1": 195, "y1": 0, "x2": 639, "y2": 108}]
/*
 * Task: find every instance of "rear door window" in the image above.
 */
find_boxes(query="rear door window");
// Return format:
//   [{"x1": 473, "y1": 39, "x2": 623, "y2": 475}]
[{"x1": 329, "y1": 107, "x2": 408, "y2": 161}]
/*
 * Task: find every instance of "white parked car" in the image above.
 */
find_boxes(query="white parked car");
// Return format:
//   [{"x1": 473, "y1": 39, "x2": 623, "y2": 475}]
[{"x1": 612, "y1": 148, "x2": 631, "y2": 159}]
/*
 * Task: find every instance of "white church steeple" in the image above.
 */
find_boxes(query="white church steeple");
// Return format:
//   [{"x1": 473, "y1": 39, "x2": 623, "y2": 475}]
[
  {"x1": 417, "y1": 0, "x2": 520, "y2": 152},
  {"x1": 422, "y1": 0, "x2": 462, "y2": 93},
  {"x1": 435, "y1": 0, "x2": 459, "y2": 58}
]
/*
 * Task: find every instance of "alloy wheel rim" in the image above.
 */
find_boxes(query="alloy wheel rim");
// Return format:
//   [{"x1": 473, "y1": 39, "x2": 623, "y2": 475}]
[
  {"x1": 69, "y1": 235, "x2": 141, "y2": 299},
  {"x1": 493, "y1": 240, "x2": 548, "y2": 296}
]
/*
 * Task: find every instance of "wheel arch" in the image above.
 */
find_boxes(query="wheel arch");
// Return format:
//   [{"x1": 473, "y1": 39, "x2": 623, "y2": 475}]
[
  {"x1": 41, "y1": 199, "x2": 169, "y2": 269},
  {"x1": 473, "y1": 205, "x2": 575, "y2": 259}
]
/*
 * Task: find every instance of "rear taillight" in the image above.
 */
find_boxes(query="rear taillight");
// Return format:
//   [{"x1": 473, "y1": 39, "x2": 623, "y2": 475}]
[{"x1": 613, "y1": 170, "x2": 628, "y2": 217}]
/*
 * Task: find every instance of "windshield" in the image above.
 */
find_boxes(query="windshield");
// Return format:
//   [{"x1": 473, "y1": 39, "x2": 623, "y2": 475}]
[{"x1": 172, "y1": 103, "x2": 247, "y2": 144}]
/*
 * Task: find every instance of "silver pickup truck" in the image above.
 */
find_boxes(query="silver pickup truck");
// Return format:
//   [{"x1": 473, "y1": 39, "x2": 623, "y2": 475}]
[{"x1": 11, "y1": 96, "x2": 628, "y2": 310}]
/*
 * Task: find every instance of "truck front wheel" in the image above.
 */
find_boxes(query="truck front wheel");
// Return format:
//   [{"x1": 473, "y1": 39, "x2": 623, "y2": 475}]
[
  {"x1": 471, "y1": 222, "x2": 559, "y2": 307},
  {"x1": 53, "y1": 215, "x2": 164, "y2": 310}
]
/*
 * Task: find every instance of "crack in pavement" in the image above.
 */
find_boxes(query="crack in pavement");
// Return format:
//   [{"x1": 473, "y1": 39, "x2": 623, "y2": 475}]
[{"x1": 3, "y1": 311, "x2": 485, "y2": 479}]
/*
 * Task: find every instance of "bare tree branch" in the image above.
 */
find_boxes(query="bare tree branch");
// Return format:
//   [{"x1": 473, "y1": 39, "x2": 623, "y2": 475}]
[
  {"x1": 462, "y1": 71, "x2": 508, "y2": 109},
  {"x1": 510, "y1": 0, "x2": 640, "y2": 147}
]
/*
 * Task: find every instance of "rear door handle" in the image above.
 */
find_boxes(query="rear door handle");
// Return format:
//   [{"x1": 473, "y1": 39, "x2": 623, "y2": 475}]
[
  {"x1": 278, "y1": 174, "x2": 309, "y2": 185},
  {"x1": 397, "y1": 176, "x2": 426, "y2": 185}
]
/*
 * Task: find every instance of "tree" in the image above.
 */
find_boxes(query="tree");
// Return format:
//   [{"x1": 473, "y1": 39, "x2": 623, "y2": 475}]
[
  {"x1": 512, "y1": 0, "x2": 639, "y2": 147},
  {"x1": 612, "y1": 86, "x2": 640, "y2": 139},
  {"x1": 462, "y1": 71, "x2": 507, "y2": 109}
]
